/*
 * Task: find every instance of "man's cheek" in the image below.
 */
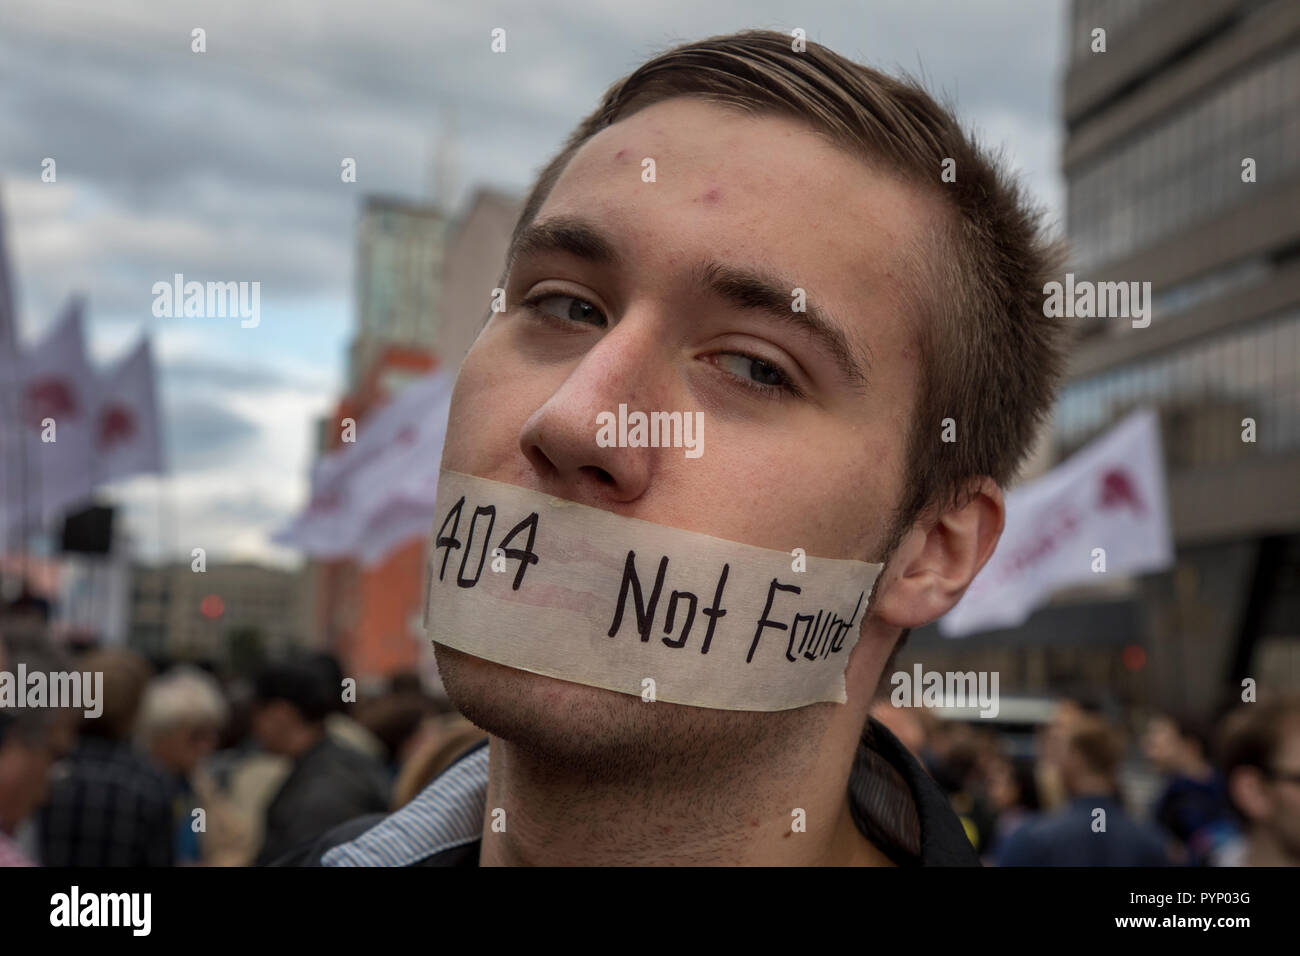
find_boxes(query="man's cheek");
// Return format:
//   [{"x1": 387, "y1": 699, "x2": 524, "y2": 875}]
[
  {"x1": 441, "y1": 386, "x2": 494, "y2": 469},
  {"x1": 442, "y1": 359, "x2": 532, "y2": 471}
]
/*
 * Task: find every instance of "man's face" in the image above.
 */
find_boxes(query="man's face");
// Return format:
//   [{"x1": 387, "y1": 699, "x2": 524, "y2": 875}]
[
  {"x1": 251, "y1": 701, "x2": 293, "y2": 756},
  {"x1": 1142, "y1": 716, "x2": 1181, "y2": 772},
  {"x1": 1043, "y1": 700, "x2": 1083, "y2": 768},
  {"x1": 152, "y1": 723, "x2": 220, "y2": 776},
  {"x1": 1271, "y1": 727, "x2": 1300, "y2": 855},
  {"x1": 436, "y1": 97, "x2": 939, "y2": 774},
  {"x1": 0, "y1": 712, "x2": 74, "y2": 831},
  {"x1": 1253, "y1": 722, "x2": 1300, "y2": 857}
]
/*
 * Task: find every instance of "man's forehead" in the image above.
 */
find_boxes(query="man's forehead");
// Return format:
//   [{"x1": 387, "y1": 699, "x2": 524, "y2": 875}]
[
  {"x1": 555, "y1": 98, "x2": 868, "y2": 206},
  {"x1": 534, "y1": 98, "x2": 932, "y2": 348}
]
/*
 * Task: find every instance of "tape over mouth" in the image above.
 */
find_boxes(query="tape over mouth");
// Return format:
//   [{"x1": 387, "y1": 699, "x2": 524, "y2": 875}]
[{"x1": 424, "y1": 470, "x2": 883, "y2": 712}]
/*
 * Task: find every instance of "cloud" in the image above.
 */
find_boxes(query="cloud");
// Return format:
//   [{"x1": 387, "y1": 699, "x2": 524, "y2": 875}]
[
  {"x1": 165, "y1": 400, "x2": 259, "y2": 469},
  {"x1": 162, "y1": 356, "x2": 330, "y2": 393}
]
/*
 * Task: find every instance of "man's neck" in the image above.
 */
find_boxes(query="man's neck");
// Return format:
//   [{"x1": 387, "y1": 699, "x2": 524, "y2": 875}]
[
  {"x1": 475, "y1": 734, "x2": 894, "y2": 866},
  {"x1": 1177, "y1": 756, "x2": 1214, "y2": 782},
  {"x1": 1066, "y1": 775, "x2": 1117, "y2": 802}
]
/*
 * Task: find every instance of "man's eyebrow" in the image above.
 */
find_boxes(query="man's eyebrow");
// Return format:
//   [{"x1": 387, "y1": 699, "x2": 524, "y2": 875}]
[
  {"x1": 695, "y1": 261, "x2": 871, "y2": 389},
  {"x1": 506, "y1": 216, "x2": 622, "y2": 273}
]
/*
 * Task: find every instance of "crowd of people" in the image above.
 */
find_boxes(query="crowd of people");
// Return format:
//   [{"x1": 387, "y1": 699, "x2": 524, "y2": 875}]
[
  {"x1": 2, "y1": 627, "x2": 1297, "y2": 866},
  {"x1": 0, "y1": 633, "x2": 486, "y2": 866},
  {"x1": 871, "y1": 693, "x2": 1300, "y2": 866}
]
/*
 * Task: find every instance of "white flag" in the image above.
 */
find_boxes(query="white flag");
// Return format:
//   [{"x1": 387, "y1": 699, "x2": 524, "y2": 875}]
[
  {"x1": 16, "y1": 297, "x2": 99, "y2": 525},
  {"x1": 0, "y1": 184, "x2": 18, "y2": 363},
  {"x1": 0, "y1": 187, "x2": 25, "y2": 545},
  {"x1": 938, "y1": 408, "x2": 1173, "y2": 638},
  {"x1": 274, "y1": 368, "x2": 454, "y2": 562},
  {"x1": 355, "y1": 497, "x2": 443, "y2": 567},
  {"x1": 94, "y1": 337, "x2": 164, "y2": 483}
]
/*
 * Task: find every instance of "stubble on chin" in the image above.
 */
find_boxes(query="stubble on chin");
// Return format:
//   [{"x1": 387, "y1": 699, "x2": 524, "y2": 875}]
[{"x1": 433, "y1": 642, "x2": 832, "y2": 787}]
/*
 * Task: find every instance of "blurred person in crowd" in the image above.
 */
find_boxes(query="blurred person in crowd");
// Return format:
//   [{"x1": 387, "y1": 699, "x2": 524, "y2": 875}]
[
  {"x1": 391, "y1": 712, "x2": 489, "y2": 810},
  {"x1": 137, "y1": 666, "x2": 250, "y2": 865},
  {"x1": 1033, "y1": 700, "x2": 1073, "y2": 812},
  {"x1": 355, "y1": 689, "x2": 438, "y2": 779},
  {"x1": 305, "y1": 652, "x2": 385, "y2": 761},
  {"x1": 1218, "y1": 697, "x2": 1300, "y2": 866},
  {"x1": 1143, "y1": 709, "x2": 1238, "y2": 865},
  {"x1": 918, "y1": 713, "x2": 959, "y2": 779},
  {"x1": 38, "y1": 648, "x2": 175, "y2": 866},
  {"x1": 926, "y1": 725, "x2": 996, "y2": 854},
  {"x1": 202, "y1": 659, "x2": 382, "y2": 865},
  {"x1": 277, "y1": 28, "x2": 1068, "y2": 867},
  {"x1": 0, "y1": 589, "x2": 53, "y2": 646},
  {"x1": 203, "y1": 681, "x2": 290, "y2": 865},
  {"x1": 999, "y1": 715, "x2": 1168, "y2": 866},
  {"x1": 0, "y1": 638, "x2": 78, "y2": 866},
  {"x1": 984, "y1": 754, "x2": 1041, "y2": 866},
  {"x1": 251, "y1": 661, "x2": 389, "y2": 864},
  {"x1": 1034, "y1": 694, "x2": 1109, "y2": 812}
]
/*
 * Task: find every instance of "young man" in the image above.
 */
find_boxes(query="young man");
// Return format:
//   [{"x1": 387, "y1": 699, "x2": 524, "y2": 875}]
[
  {"x1": 1143, "y1": 710, "x2": 1238, "y2": 865},
  {"x1": 38, "y1": 648, "x2": 176, "y2": 867},
  {"x1": 282, "y1": 28, "x2": 1064, "y2": 866},
  {"x1": 996, "y1": 716, "x2": 1169, "y2": 867},
  {"x1": 251, "y1": 662, "x2": 390, "y2": 865},
  {"x1": 0, "y1": 638, "x2": 78, "y2": 867},
  {"x1": 1218, "y1": 698, "x2": 1300, "y2": 867}
]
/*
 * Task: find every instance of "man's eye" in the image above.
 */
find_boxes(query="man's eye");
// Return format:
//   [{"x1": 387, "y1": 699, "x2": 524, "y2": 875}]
[
  {"x1": 521, "y1": 293, "x2": 606, "y2": 327},
  {"x1": 709, "y1": 353, "x2": 802, "y2": 399}
]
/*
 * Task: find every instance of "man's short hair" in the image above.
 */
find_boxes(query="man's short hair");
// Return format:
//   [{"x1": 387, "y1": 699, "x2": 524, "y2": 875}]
[
  {"x1": 1156, "y1": 708, "x2": 1215, "y2": 759},
  {"x1": 1067, "y1": 716, "x2": 1124, "y2": 780},
  {"x1": 507, "y1": 29, "x2": 1067, "y2": 552},
  {"x1": 77, "y1": 647, "x2": 153, "y2": 740},
  {"x1": 253, "y1": 661, "x2": 333, "y2": 724},
  {"x1": 1218, "y1": 698, "x2": 1300, "y2": 793},
  {"x1": 0, "y1": 636, "x2": 74, "y2": 748},
  {"x1": 137, "y1": 666, "x2": 229, "y2": 743}
]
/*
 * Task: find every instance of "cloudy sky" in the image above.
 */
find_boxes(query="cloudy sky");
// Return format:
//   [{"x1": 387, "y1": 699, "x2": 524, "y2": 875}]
[{"x1": 0, "y1": 0, "x2": 1067, "y2": 567}]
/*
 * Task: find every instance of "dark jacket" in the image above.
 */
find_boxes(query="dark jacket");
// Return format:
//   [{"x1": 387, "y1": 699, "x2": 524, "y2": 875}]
[
  {"x1": 996, "y1": 795, "x2": 1170, "y2": 867},
  {"x1": 273, "y1": 717, "x2": 979, "y2": 866},
  {"x1": 38, "y1": 735, "x2": 175, "y2": 867},
  {"x1": 254, "y1": 735, "x2": 390, "y2": 865}
]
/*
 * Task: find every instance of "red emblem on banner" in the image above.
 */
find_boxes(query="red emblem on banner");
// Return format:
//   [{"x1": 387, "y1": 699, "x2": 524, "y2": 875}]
[
  {"x1": 1098, "y1": 468, "x2": 1145, "y2": 514},
  {"x1": 24, "y1": 378, "x2": 77, "y2": 427},
  {"x1": 97, "y1": 403, "x2": 136, "y2": 449}
]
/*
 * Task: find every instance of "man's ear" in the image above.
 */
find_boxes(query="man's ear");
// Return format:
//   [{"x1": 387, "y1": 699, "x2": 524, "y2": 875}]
[
  {"x1": 870, "y1": 477, "x2": 1005, "y2": 630},
  {"x1": 1227, "y1": 767, "x2": 1269, "y2": 823}
]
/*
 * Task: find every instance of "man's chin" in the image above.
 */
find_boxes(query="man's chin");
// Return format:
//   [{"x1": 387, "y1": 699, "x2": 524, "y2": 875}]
[
  {"x1": 434, "y1": 643, "x2": 645, "y2": 763},
  {"x1": 432, "y1": 642, "x2": 817, "y2": 780}
]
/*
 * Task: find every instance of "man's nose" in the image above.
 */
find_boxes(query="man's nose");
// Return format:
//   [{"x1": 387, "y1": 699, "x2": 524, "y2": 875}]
[{"x1": 518, "y1": 319, "x2": 667, "y2": 505}]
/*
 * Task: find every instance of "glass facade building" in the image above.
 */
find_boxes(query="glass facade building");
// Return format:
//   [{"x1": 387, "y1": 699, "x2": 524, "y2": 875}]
[
  {"x1": 910, "y1": 0, "x2": 1300, "y2": 717},
  {"x1": 1068, "y1": 43, "x2": 1300, "y2": 271}
]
